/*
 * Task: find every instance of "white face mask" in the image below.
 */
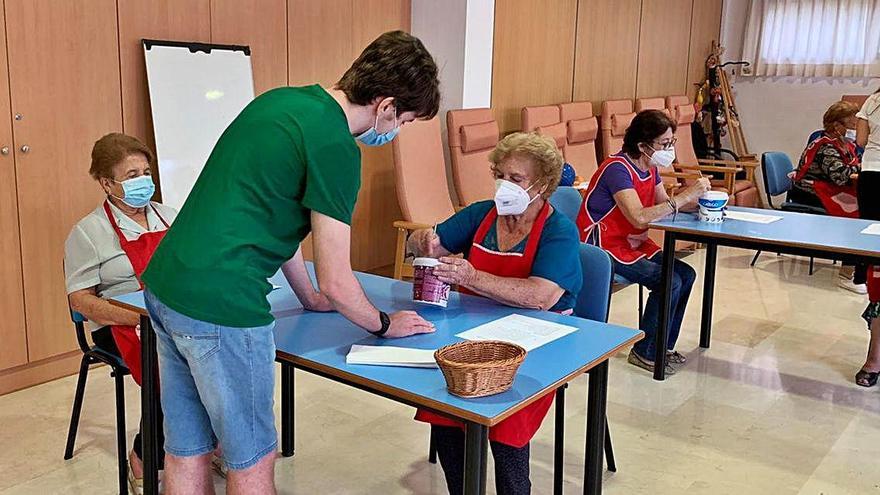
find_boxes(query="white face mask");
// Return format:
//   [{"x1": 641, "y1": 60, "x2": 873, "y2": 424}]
[
  {"x1": 647, "y1": 144, "x2": 676, "y2": 168},
  {"x1": 494, "y1": 179, "x2": 540, "y2": 216},
  {"x1": 845, "y1": 128, "x2": 857, "y2": 142}
]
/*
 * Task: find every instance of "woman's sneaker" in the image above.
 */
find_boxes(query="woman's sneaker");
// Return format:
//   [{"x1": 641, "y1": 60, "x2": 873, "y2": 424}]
[{"x1": 839, "y1": 277, "x2": 868, "y2": 294}]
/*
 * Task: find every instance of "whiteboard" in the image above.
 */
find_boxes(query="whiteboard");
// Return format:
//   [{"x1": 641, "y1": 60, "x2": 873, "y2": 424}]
[{"x1": 144, "y1": 40, "x2": 255, "y2": 210}]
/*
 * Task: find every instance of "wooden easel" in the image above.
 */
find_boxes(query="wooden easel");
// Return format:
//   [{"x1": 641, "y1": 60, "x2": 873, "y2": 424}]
[{"x1": 707, "y1": 42, "x2": 754, "y2": 160}]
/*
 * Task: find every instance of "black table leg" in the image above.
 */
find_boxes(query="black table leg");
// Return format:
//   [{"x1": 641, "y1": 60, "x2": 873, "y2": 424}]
[
  {"x1": 654, "y1": 232, "x2": 677, "y2": 381},
  {"x1": 463, "y1": 421, "x2": 488, "y2": 495},
  {"x1": 281, "y1": 362, "x2": 295, "y2": 457},
  {"x1": 140, "y1": 314, "x2": 160, "y2": 495},
  {"x1": 700, "y1": 242, "x2": 718, "y2": 349},
  {"x1": 554, "y1": 385, "x2": 566, "y2": 495},
  {"x1": 583, "y1": 361, "x2": 608, "y2": 495}
]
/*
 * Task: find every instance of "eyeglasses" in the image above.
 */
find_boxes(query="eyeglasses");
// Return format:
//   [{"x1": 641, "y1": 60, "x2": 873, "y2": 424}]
[{"x1": 652, "y1": 137, "x2": 677, "y2": 150}]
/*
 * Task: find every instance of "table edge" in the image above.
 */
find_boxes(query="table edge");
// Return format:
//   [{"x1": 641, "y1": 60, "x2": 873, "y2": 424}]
[
  {"x1": 649, "y1": 223, "x2": 880, "y2": 259},
  {"x1": 108, "y1": 298, "x2": 149, "y2": 316},
  {"x1": 277, "y1": 331, "x2": 643, "y2": 427}
]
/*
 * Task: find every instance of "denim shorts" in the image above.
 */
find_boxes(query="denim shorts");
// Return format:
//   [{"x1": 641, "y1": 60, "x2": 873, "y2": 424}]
[{"x1": 144, "y1": 289, "x2": 277, "y2": 470}]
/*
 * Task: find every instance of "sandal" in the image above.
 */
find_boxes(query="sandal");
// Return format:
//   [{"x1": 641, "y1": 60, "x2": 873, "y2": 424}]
[
  {"x1": 855, "y1": 369, "x2": 879, "y2": 388},
  {"x1": 127, "y1": 459, "x2": 144, "y2": 495},
  {"x1": 666, "y1": 351, "x2": 687, "y2": 365},
  {"x1": 628, "y1": 350, "x2": 675, "y2": 375},
  {"x1": 211, "y1": 455, "x2": 228, "y2": 479}
]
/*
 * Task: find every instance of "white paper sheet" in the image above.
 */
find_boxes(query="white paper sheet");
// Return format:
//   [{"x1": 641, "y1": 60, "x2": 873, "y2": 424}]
[
  {"x1": 724, "y1": 210, "x2": 783, "y2": 224},
  {"x1": 346, "y1": 345, "x2": 438, "y2": 368},
  {"x1": 455, "y1": 314, "x2": 578, "y2": 351},
  {"x1": 860, "y1": 223, "x2": 880, "y2": 236}
]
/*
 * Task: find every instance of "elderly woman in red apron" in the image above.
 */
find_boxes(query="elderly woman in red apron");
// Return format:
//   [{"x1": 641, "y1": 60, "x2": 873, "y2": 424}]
[
  {"x1": 64, "y1": 133, "x2": 177, "y2": 493},
  {"x1": 791, "y1": 100, "x2": 861, "y2": 218},
  {"x1": 576, "y1": 110, "x2": 710, "y2": 376},
  {"x1": 407, "y1": 132, "x2": 583, "y2": 495},
  {"x1": 791, "y1": 101, "x2": 865, "y2": 293}
]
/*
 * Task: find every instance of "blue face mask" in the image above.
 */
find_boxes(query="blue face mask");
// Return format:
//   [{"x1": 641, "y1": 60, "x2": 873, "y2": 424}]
[
  {"x1": 356, "y1": 110, "x2": 400, "y2": 146},
  {"x1": 112, "y1": 175, "x2": 155, "y2": 208}
]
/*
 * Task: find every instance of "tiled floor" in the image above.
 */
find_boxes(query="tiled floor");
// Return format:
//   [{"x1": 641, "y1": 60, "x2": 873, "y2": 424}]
[{"x1": 1, "y1": 247, "x2": 878, "y2": 494}]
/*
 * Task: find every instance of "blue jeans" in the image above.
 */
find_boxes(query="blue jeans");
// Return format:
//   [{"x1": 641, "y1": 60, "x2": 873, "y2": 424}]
[
  {"x1": 144, "y1": 289, "x2": 278, "y2": 470},
  {"x1": 613, "y1": 253, "x2": 696, "y2": 360}
]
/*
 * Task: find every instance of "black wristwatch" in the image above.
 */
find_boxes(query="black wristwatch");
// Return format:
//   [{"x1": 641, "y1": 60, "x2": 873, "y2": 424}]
[{"x1": 369, "y1": 311, "x2": 390, "y2": 337}]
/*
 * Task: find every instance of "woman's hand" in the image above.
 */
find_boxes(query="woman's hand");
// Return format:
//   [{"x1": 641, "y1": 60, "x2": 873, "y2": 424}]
[
  {"x1": 435, "y1": 257, "x2": 477, "y2": 287},
  {"x1": 682, "y1": 177, "x2": 712, "y2": 203},
  {"x1": 302, "y1": 292, "x2": 334, "y2": 312},
  {"x1": 410, "y1": 229, "x2": 443, "y2": 258}
]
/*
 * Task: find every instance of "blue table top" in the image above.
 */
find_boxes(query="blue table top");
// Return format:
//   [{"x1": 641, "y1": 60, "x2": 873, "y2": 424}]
[
  {"x1": 650, "y1": 206, "x2": 880, "y2": 257},
  {"x1": 111, "y1": 268, "x2": 642, "y2": 426}
]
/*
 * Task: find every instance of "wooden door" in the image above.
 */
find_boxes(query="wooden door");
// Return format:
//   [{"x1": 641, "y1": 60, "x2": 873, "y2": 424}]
[
  {"x1": 6, "y1": 0, "x2": 123, "y2": 361},
  {"x1": 212, "y1": 0, "x2": 288, "y2": 95},
  {"x1": 117, "y1": 0, "x2": 211, "y2": 148},
  {"x1": 0, "y1": 0, "x2": 26, "y2": 371},
  {"x1": 349, "y1": 0, "x2": 410, "y2": 271}
]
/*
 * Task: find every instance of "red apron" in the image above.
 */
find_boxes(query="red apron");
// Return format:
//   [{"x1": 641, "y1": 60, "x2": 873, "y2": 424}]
[
  {"x1": 794, "y1": 134, "x2": 860, "y2": 218},
  {"x1": 869, "y1": 266, "x2": 880, "y2": 303},
  {"x1": 415, "y1": 202, "x2": 558, "y2": 448},
  {"x1": 577, "y1": 155, "x2": 661, "y2": 264},
  {"x1": 103, "y1": 200, "x2": 169, "y2": 386}
]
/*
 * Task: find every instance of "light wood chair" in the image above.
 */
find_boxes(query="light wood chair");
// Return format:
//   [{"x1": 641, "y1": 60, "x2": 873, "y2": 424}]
[
  {"x1": 391, "y1": 117, "x2": 457, "y2": 279},
  {"x1": 447, "y1": 108, "x2": 498, "y2": 207}
]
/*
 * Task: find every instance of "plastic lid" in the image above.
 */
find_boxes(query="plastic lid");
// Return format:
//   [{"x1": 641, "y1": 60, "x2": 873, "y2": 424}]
[
  {"x1": 699, "y1": 191, "x2": 729, "y2": 201},
  {"x1": 413, "y1": 257, "x2": 441, "y2": 267}
]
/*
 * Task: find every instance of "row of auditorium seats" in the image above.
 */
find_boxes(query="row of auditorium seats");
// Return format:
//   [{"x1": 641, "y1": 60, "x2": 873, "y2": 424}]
[{"x1": 390, "y1": 96, "x2": 761, "y2": 278}]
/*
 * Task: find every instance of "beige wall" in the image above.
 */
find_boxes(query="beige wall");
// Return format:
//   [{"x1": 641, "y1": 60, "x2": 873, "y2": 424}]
[
  {"x1": 492, "y1": 0, "x2": 724, "y2": 132},
  {"x1": 0, "y1": 0, "x2": 409, "y2": 395}
]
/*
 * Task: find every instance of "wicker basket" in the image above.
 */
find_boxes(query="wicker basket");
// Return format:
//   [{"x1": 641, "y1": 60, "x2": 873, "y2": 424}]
[{"x1": 434, "y1": 340, "x2": 527, "y2": 398}]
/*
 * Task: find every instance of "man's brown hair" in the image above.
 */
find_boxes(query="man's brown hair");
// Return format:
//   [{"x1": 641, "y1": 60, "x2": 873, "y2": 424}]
[{"x1": 336, "y1": 30, "x2": 440, "y2": 119}]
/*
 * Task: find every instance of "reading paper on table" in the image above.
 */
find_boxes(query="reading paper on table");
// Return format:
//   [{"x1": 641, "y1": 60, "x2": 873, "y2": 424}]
[
  {"x1": 724, "y1": 210, "x2": 782, "y2": 224},
  {"x1": 346, "y1": 345, "x2": 438, "y2": 368},
  {"x1": 861, "y1": 223, "x2": 880, "y2": 236},
  {"x1": 456, "y1": 314, "x2": 578, "y2": 351}
]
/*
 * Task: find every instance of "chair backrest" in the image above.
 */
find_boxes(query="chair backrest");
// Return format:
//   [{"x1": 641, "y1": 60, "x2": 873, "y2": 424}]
[
  {"x1": 807, "y1": 129, "x2": 823, "y2": 144},
  {"x1": 63, "y1": 260, "x2": 92, "y2": 354},
  {"x1": 392, "y1": 117, "x2": 457, "y2": 224},
  {"x1": 600, "y1": 100, "x2": 634, "y2": 159},
  {"x1": 548, "y1": 187, "x2": 582, "y2": 223},
  {"x1": 574, "y1": 243, "x2": 613, "y2": 323},
  {"x1": 761, "y1": 151, "x2": 795, "y2": 203},
  {"x1": 447, "y1": 108, "x2": 498, "y2": 206},
  {"x1": 560, "y1": 102, "x2": 600, "y2": 179},
  {"x1": 665, "y1": 96, "x2": 700, "y2": 166},
  {"x1": 634, "y1": 97, "x2": 666, "y2": 113},
  {"x1": 521, "y1": 105, "x2": 560, "y2": 134},
  {"x1": 842, "y1": 94, "x2": 869, "y2": 108},
  {"x1": 522, "y1": 105, "x2": 567, "y2": 162},
  {"x1": 71, "y1": 309, "x2": 86, "y2": 323}
]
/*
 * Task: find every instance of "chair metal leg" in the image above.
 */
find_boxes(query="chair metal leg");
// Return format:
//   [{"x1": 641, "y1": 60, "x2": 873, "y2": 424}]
[
  {"x1": 428, "y1": 427, "x2": 438, "y2": 464},
  {"x1": 113, "y1": 370, "x2": 128, "y2": 495},
  {"x1": 809, "y1": 257, "x2": 815, "y2": 275},
  {"x1": 637, "y1": 285, "x2": 644, "y2": 328},
  {"x1": 750, "y1": 250, "x2": 761, "y2": 267},
  {"x1": 64, "y1": 355, "x2": 91, "y2": 460},
  {"x1": 604, "y1": 419, "x2": 616, "y2": 473}
]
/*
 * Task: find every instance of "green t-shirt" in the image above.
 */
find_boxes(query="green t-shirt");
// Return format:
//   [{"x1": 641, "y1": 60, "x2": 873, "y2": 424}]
[{"x1": 141, "y1": 85, "x2": 361, "y2": 327}]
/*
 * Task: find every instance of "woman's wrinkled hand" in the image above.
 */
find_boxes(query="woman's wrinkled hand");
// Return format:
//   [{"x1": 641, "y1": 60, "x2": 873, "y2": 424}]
[{"x1": 434, "y1": 257, "x2": 477, "y2": 287}]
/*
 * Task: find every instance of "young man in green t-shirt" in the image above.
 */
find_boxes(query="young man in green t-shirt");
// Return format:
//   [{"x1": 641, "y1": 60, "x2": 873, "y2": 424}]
[{"x1": 140, "y1": 31, "x2": 440, "y2": 494}]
